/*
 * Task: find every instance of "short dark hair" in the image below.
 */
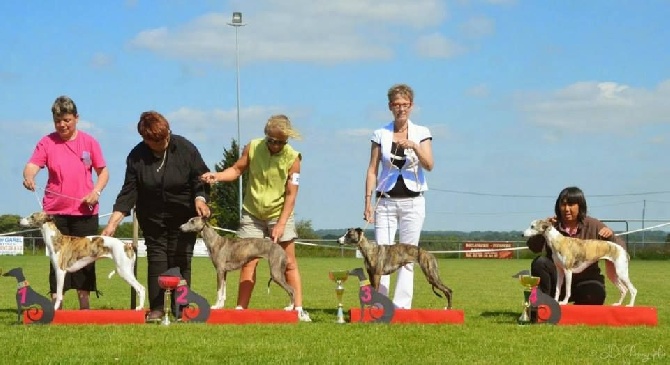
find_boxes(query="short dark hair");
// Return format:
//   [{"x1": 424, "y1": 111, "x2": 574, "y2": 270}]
[
  {"x1": 137, "y1": 111, "x2": 170, "y2": 142},
  {"x1": 554, "y1": 186, "x2": 587, "y2": 222},
  {"x1": 51, "y1": 95, "x2": 78, "y2": 117}
]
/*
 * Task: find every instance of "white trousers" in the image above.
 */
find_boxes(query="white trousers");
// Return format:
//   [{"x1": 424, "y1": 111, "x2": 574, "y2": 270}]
[{"x1": 374, "y1": 196, "x2": 425, "y2": 309}]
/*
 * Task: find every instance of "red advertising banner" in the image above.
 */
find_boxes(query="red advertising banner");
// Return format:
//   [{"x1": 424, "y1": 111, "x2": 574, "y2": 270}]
[{"x1": 463, "y1": 242, "x2": 514, "y2": 259}]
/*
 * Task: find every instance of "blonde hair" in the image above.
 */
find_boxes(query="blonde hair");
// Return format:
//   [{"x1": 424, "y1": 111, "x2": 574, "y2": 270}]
[
  {"x1": 51, "y1": 96, "x2": 78, "y2": 117},
  {"x1": 387, "y1": 84, "x2": 414, "y2": 103},
  {"x1": 264, "y1": 114, "x2": 302, "y2": 140}
]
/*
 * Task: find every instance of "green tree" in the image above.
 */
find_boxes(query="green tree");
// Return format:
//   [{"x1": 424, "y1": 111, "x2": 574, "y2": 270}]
[
  {"x1": 0, "y1": 214, "x2": 21, "y2": 234},
  {"x1": 113, "y1": 222, "x2": 141, "y2": 238},
  {"x1": 211, "y1": 138, "x2": 247, "y2": 230},
  {"x1": 296, "y1": 219, "x2": 320, "y2": 239}
]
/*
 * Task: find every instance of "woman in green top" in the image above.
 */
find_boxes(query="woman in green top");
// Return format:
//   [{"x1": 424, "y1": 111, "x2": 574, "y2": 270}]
[{"x1": 201, "y1": 114, "x2": 310, "y2": 321}]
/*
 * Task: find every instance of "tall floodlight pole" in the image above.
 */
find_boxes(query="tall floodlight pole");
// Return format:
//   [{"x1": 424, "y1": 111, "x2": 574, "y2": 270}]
[{"x1": 228, "y1": 12, "x2": 246, "y2": 221}]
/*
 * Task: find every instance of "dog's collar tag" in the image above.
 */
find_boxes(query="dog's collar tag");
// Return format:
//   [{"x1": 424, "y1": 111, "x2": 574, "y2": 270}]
[{"x1": 17, "y1": 281, "x2": 29, "y2": 289}]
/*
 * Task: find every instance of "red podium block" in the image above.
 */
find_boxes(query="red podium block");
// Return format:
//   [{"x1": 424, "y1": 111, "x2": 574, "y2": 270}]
[
  {"x1": 23, "y1": 310, "x2": 146, "y2": 325},
  {"x1": 349, "y1": 308, "x2": 465, "y2": 324},
  {"x1": 206, "y1": 309, "x2": 298, "y2": 324},
  {"x1": 553, "y1": 305, "x2": 658, "y2": 326}
]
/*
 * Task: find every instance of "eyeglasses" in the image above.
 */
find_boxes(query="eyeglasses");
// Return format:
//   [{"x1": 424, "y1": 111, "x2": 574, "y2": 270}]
[
  {"x1": 266, "y1": 136, "x2": 288, "y2": 146},
  {"x1": 390, "y1": 102, "x2": 412, "y2": 110}
]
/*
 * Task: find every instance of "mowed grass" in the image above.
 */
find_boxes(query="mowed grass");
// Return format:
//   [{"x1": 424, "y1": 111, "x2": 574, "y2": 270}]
[{"x1": 0, "y1": 255, "x2": 668, "y2": 364}]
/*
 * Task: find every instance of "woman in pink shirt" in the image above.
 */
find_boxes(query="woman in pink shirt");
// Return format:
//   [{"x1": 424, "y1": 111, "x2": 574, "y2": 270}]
[{"x1": 22, "y1": 95, "x2": 109, "y2": 309}]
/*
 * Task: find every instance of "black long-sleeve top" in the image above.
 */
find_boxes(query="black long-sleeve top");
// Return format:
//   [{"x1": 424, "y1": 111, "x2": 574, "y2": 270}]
[{"x1": 112, "y1": 134, "x2": 210, "y2": 221}]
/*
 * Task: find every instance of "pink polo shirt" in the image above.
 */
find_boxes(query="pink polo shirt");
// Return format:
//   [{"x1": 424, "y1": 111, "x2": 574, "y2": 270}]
[{"x1": 28, "y1": 131, "x2": 106, "y2": 216}]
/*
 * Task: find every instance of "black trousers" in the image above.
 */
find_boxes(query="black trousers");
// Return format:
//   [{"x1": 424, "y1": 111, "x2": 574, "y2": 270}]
[
  {"x1": 530, "y1": 256, "x2": 606, "y2": 305},
  {"x1": 139, "y1": 212, "x2": 196, "y2": 311},
  {"x1": 49, "y1": 215, "x2": 99, "y2": 294}
]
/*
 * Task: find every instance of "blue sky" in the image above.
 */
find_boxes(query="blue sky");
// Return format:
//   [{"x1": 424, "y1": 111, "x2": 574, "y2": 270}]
[{"x1": 1, "y1": 0, "x2": 669, "y2": 233}]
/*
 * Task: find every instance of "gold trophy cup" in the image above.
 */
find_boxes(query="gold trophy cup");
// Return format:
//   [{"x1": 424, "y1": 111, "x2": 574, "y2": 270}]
[
  {"x1": 518, "y1": 275, "x2": 541, "y2": 325},
  {"x1": 328, "y1": 270, "x2": 349, "y2": 324}
]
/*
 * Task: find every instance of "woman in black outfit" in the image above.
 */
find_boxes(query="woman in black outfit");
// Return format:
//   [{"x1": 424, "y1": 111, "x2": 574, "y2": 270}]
[{"x1": 102, "y1": 111, "x2": 210, "y2": 321}]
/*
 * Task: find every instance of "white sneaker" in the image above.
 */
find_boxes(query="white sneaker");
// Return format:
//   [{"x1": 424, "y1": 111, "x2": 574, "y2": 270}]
[
  {"x1": 235, "y1": 305, "x2": 244, "y2": 310},
  {"x1": 297, "y1": 309, "x2": 312, "y2": 322}
]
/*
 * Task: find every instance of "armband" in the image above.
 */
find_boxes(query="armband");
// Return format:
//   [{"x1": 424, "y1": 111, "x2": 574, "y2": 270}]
[{"x1": 290, "y1": 173, "x2": 300, "y2": 186}]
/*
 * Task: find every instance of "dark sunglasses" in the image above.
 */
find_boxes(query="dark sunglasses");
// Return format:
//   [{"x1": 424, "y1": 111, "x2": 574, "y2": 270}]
[{"x1": 266, "y1": 137, "x2": 288, "y2": 146}]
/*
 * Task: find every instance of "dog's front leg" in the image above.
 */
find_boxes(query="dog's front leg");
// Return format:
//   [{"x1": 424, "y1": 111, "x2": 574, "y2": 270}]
[
  {"x1": 372, "y1": 275, "x2": 382, "y2": 292},
  {"x1": 53, "y1": 268, "x2": 66, "y2": 310},
  {"x1": 554, "y1": 267, "x2": 564, "y2": 304},
  {"x1": 560, "y1": 270, "x2": 573, "y2": 305},
  {"x1": 212, "y1": 270, "x2": 226, "y2": 309}
]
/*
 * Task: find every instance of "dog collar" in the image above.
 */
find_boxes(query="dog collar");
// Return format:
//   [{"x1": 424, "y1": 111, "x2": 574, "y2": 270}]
[{"x1": 17, "y1": 280, "x2": 29, "y2": 289}]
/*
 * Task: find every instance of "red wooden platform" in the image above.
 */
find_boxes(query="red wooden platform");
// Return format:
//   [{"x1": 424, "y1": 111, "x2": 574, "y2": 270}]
[
  {"x1": 22, "y1": 309, "x2": 298, "y2": 325},
  {"x1": 205, "y1": 309, "x2": 298, "y2": 324},
  {"x1": 23, "y1": 310, "x2": 145, "y2": 325},
  {"x1": 349, "y1": 308, "x2": 465, "y2": 324},
  {"x1": 537, "y1": 305, "x2": 658, "y2": 326}
]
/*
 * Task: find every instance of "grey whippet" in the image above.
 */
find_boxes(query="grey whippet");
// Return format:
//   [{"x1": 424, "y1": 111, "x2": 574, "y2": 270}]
[
  {"x1": 338, "y1": 228, "x2": 453, "y2": 309},
  {"x1": 179, "y1": 216, "x2": 294, "y2": 309}
]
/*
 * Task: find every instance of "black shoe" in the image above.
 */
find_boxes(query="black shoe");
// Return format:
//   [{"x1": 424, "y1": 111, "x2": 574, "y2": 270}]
[{"x1": 145, "y1": 310, "x2": 164, "y2": 323}]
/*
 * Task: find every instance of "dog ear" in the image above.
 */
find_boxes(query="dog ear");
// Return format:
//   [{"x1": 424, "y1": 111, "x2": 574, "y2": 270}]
[
  {"x1": 40, "y1": 212, "x2": 54, "y2": 222},
  {"x1": 541, "y1": 220, "x2": 552, "y2": 230},
  {"x1": 355, "y1": 228, "x2": 363, "y2": 235}
]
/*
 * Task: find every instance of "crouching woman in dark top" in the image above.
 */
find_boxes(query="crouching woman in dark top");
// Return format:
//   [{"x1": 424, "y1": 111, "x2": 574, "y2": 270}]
[{"x1": 526, "y1": 186, "x2": 626, "y2": 305}]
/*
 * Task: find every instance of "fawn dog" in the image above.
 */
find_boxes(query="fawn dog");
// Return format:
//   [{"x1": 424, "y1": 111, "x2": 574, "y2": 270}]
[
  {"x1": 179, "y1": 216, "x2": 294, "y2": 309},
  {"x1": 19, "y1": 211, "x2": 146, "y2": 311},
  {"x1": 523, "y1": 218, "x2": 637, "y2": 306},
  {"x1": 338, "y1": 228, "x2": 453, "y2": 309}
]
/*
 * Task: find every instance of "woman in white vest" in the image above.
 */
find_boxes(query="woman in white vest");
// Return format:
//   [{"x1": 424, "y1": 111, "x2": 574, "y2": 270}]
[{"x1": 363, "y1": 84, "x2": 434, "y2": 309}]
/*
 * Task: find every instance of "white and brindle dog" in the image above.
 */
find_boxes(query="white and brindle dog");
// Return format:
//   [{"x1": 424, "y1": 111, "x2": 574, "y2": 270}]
[
  {"x1": 523, "y1": 218, "x2": 637, "y2": 307},
  {"x1": 179, "y1": 216, "x2": 294, "y2": 310},
  {"x1": 20, "y1": 211, "x2": 146, "y2": 311}
]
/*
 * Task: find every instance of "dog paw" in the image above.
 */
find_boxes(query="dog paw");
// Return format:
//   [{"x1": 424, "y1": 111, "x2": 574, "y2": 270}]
[
  {"x1": 611, "y1": 303, "x2": 622, "y2": 307},
  {"x1": 558, "y1": 300, "x2": 569, "y2": 305}
]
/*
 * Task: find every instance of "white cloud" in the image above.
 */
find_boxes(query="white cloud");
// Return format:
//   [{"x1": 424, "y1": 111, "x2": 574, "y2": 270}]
[
  {"x1": 466, "y1": 83, "x2": 490, "y2": 98},
  {"x1": 128, "y1": 1, "x2": 448, "y2": 64},
  {"x1": 517, "y1": 79, "x2": 670, "y2": 133},
  {"x1": 483, "y1": 0, "x2": 517, "y2": 5},
  {"x1": 90, "y1": 52, "x2": 114, "y2": 69},
  {"x1": 460, "y1": 16, "x2": 495, "y2": 38},
  {"x1": 649, "y1": 135, "x2": 666, "y2": 144},
  {"x1": 414, "y1": 33, "x2": 467, "y2": 58},
  {"x1": 341, "y1": 128, "x2": 374, "y2": 138}
]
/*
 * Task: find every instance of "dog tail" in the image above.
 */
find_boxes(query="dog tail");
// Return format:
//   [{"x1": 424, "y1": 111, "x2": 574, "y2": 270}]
[{"x1": 108, "y1": 270, "x2": 116, "y2": 279}]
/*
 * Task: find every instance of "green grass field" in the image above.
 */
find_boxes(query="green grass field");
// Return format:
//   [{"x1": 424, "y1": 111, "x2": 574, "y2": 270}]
[{"x1": 0, "y1": 256, "x2": 667, "y2": 364}]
